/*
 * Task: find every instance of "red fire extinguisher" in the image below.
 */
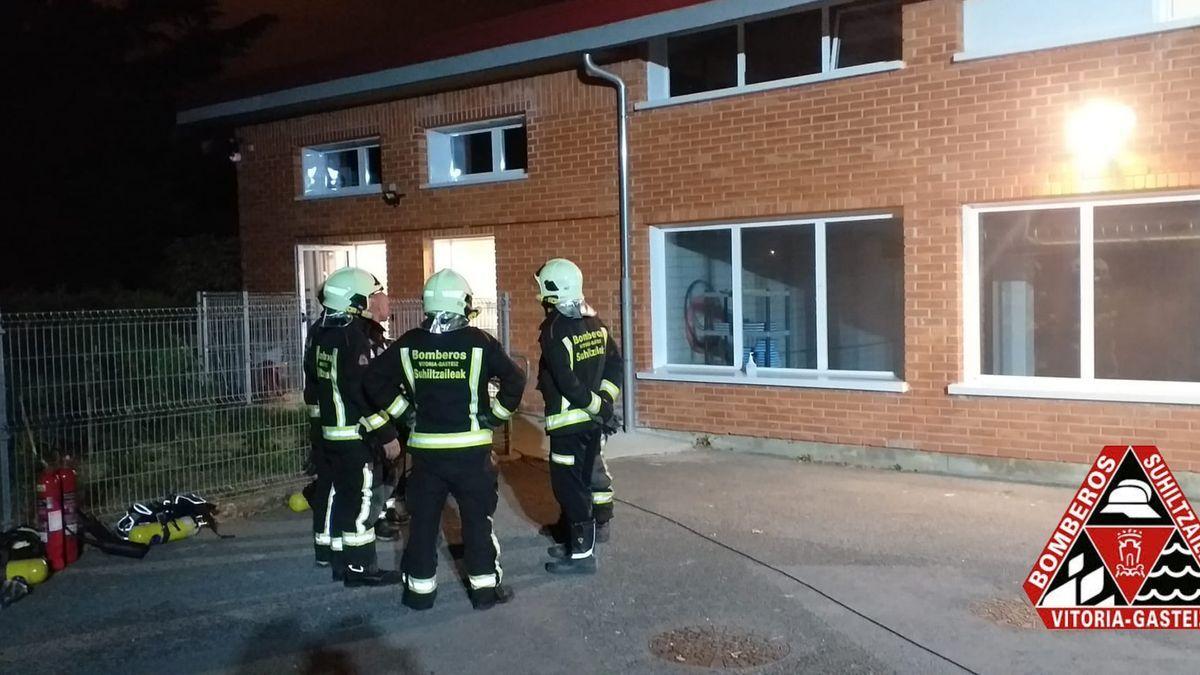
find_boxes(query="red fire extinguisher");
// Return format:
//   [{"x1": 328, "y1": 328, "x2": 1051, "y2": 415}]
[
  {"x1": 36, "y1": 466, "x2": 66, "y2": 571},
  {"x1": 58, "y1": 456, "x2": 79, "y2": 565}
]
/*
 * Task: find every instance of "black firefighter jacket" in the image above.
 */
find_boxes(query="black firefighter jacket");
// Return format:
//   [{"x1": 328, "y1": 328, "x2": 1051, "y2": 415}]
[
  {"x1": 303, "y1": 316, "x2": 398, "y2": 447},
  {"x1": 537, "y1": 311, "x2": 623, "y2": 436},
  {"x1": 364, "y1": 325, "x2": 525, "y2": 452}
]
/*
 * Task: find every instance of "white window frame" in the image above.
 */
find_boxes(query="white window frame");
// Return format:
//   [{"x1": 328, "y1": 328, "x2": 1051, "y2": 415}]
[
  {"x1": 952, "y1": 191, "x2": 1200, "y2": 405},
  {"x1": 299, "y1": 139, "x2": 381, "y2": 199},
  {"x1": 641, "y1": 0, "x2": 905, "y2": 110},
  {"x1": 424, "y1": 116, "x2": 527, "y2": 188},
  {"x1": 642, "y1": 214, "x2": 908, "y2": 393}
]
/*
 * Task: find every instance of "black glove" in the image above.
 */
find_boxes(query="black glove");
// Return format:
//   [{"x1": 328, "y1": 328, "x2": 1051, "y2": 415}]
[
  {"x1": 596, "y1": 397, "x2": 615, "y2": 426},
  {"x1": 600, "y1": 411, "x2": 621, "y2": 436}
]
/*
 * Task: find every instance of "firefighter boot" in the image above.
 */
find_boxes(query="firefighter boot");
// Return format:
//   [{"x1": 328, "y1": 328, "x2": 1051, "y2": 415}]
[
  {"x1": 401, "y1": 580, "x2": 437, "y2": 611},
  {"x1": 538, "y1": 515, "x2": 567, "y2": 544},
  {"x1": 386, "y1": 498, "x2": 410, "y2": 525},
  {"x1": 596, "y1": 520, "x2": 611, "y2": 543},
  {"x1": 343, "y1": 564, "x2": 402, "y2": 587},
  {"x1": 330, "y1": 548, "x2": 345, "y2": 582},
  {"x1": 545, "y1": 521, "x2": 597, "y2": 575},
  {"x1": 314, "y1": 544, "x2": 333, "y2": 568},
  {"x1": 374, "y1": 517, "x2": 402, "y2": 542},
  {"x1": 548, "y1": 519, "x2": 610, "y2": 558},
  {"x1": 470, "y1": 584, "x2": 515, "y2": 611}
]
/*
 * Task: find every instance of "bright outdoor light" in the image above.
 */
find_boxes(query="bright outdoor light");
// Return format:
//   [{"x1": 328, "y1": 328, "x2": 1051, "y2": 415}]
[{"x1": 1066, "y1": 99, "x2": 1136, "y2": 170}]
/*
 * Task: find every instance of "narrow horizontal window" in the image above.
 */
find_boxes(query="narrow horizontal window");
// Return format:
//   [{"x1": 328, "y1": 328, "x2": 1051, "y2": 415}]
[
  {"x1": 426, "y1": 117, "x2": 527, "y2": 186},
  {"x1": 649, "y1": 0, "x2": 903, "y2": 102},
  {"x1": 301, "y1": 140, "x2": 381, "y2": 198}
]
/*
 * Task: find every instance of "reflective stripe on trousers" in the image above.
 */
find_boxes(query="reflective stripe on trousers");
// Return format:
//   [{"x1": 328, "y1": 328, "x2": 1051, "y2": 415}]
[
  {"x1": 406, "y1": 574, "x2": 437, "y2": 594},
  {"x1": 344, "y1": 464, "x2": 375, "y2": 547}
]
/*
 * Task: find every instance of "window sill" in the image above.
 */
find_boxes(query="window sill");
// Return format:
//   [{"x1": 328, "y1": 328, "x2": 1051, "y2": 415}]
[
  {"x1": 638, "y1": 368, "x2": 908, "y2": 393},
  {"x1": 421, "y1": 172, "x2": 527, "y2": 190},
  {"x1": 636, "y1": 61, "x2": 905, "y2": 111},
  {"x1": 948, "y1": 378, "x2": 1200, "y2": 406},
  {"x1": 296, "y1": 185, "x2": 382, "y2": 201},
  {"x1": 953, "y1": 16, "x2": 1200, "y2": 63}
]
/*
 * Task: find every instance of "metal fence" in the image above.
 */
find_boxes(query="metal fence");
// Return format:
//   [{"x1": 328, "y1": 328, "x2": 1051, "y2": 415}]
[
  {"x1": 0, "y1": 292, "x2": 513, "y2": 528},
  {"x1": 0, "y1": 294, "x2": 307, "y2": 527}
]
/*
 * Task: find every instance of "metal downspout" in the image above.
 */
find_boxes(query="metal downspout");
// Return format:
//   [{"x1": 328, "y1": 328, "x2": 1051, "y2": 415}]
[{"x1": 582, "y1": 53, "x2": 635, "y2": 432}]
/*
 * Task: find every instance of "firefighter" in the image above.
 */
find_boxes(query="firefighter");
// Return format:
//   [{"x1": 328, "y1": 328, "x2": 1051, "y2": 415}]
[
  {"x1": 302, "y1": 266, "x2": 403, "y2": 586},
  {"x1": 534, "y1": 258, "x2": 622, "y2": 575},
  {"x1": 365, "y1": 269, "x2": 525, "y2": 611}
]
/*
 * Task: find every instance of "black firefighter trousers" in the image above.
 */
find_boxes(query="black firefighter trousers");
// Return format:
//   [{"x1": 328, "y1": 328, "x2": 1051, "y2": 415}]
[
  {"x1": 401, "y1": 447, "x2": 502, "y2": 600},
  {"x1": 312, "y1": 439, "x2": 381, "y2": 569},
  {"x1": 311, "y1": 439, "x2": 336, "y2": 564},
  {"x1": 549, "y1": 428, "x2": 613, "y2": 527}
]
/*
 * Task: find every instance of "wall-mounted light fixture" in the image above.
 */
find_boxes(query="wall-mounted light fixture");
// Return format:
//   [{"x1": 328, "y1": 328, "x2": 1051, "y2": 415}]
[
  {"x1": 227, "y1": 137, "x2": 243, "y2": 163},
  {"x1": 382, "y1": 183, "x2": 404, "y2": 206},
  {"x1": 1066, "y1": 99, "x2": 1136, "y2": 173}
]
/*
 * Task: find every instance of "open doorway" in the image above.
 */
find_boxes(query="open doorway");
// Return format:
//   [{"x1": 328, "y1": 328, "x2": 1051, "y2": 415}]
[
  {"x1": 296, "y1": 242, "x2": 388, "y2": 322},
  {"x1": 429, "y1": 236, "x2": 497, "y2": 300}
]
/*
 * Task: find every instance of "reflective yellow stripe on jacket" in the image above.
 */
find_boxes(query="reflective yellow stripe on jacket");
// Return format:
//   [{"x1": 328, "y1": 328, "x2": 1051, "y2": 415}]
[
  {"x1": 408, "y1": 429, "x2": 494, "y2": 450},
  {"x1": 322, "y1": 425, "x2": 360, "y2": 441},
  {"x1": 546, "y1": 408, "x2": 592, "y2": 431}
]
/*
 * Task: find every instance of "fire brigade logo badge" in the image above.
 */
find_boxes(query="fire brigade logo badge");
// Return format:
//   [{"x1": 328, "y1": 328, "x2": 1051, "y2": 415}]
[{"x1": 1024, "y1": 445, "x2": 1200, "y2": 629}]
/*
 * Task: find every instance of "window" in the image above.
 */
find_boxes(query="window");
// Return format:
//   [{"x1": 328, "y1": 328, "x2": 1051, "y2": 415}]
[
  {"x1": 646, "y1": 1, "x2": 903, "y2": 106},
  {"x1": 958, "y1": 0, "x2": 1200, "y2": 62},
  {"x1": 426, "y1": 117, "x2": 527, "y2": 186},
  {"x1": 301, "y1": 140, "x2": 381, "y2": 198},
  {"x1": 648, "y1": 214, "x2": 905, "y2": 392},
  {"x1": 955, "y1": 194, "x2": 1200, "y2": 404}
]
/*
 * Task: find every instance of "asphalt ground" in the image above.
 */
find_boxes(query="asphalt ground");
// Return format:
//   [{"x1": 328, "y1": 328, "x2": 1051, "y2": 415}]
[{"x1": 2, "y1": 449, "x2": 1199, "y2": 674}]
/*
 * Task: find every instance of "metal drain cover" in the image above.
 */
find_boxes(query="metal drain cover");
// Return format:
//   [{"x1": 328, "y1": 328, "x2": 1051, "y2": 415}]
[{"x1": 649, "y1": 625, "x2": 789, "y2": 669}]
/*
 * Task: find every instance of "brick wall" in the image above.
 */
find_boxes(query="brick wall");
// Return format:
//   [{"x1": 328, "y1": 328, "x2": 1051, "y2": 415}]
[
  {"x1": 236, "y1": 0, "x2": 1200, "y2": 469},
  {"x1": 235, "y1": 64, "x2": 636, "y2": 409}
]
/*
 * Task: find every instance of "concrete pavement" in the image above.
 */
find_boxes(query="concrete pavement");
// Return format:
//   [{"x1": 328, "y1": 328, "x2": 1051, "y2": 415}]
[{"x1": 2, "y1": 447, "x2": 1199, "y2": 673}]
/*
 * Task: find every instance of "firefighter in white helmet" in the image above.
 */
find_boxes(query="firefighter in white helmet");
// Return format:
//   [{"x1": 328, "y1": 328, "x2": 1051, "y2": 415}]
[
  {"x1": 302, "y1": 266, "x2": 403, "y2": 586},
  {"x1": 534, "y1": 258, "x2": 623, "y2": 575},
  {"x1": 365, "y1": 269, "x2": 525, "y2": 610}
]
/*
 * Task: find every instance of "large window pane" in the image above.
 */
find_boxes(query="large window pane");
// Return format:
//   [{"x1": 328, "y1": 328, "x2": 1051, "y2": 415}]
[
  {"x1": 664, "y1": 230, "x2": 734, "y2": 365},
  {"x1": 979, "y1": 209, "x2": 1080, "y2": 377},
  {"x1": 744, "y1": 10, "x2": 822, "y2": 85},
  {"x1": 1094, "y1": 201, "x2": 1200, "y2": 381},
  {"x1": 827, "y1": 219, "x2": 904, "y2": 375},
  {"x1": 324, "y1": 148, "x2": 361, "y2": 189},
  {"x1": 502, "y1": 126, "x2": 527, "y2": 171},
  {"x1": 741, "y1": 225, "x2": 817, "y2": 369},
  {"x1": 365, "y1": 146, "x2": 381, "y2": 185},
  {"x1": 668, "y1": 26, "x2": 738, "y2": 96},
  {"x1": 452, "y1": 131, "x2": 493, "y2": 175},
  {"x1": 833, "y1": 0, "x2": 902, "y2": 68}
]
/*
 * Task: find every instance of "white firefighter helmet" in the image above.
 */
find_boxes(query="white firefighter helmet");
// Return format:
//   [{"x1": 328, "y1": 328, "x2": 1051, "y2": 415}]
[
  {"x1": 320, "y1": 267, "x2": 383, "y2": 315},
  {"x1": 535, "y1": 258, "x2": 584, "y2": 304},
  {"x1": 423, "y1": 268, "x2": 477, "y2": 318}
]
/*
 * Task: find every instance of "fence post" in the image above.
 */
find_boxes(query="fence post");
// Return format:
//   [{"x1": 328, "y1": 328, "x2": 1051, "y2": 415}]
[
  {"x1": 499, "y1": 292, "x2": 511, "y2": 352},
  {"x1": 198, "y1": 291, "x2": 210, "y2": 374},
  {"x1": 0, "y1": 308, "x2": 11, "y2": 529},
  {"x1": 242, "y1": 291, "x2": 253, "y2": 404}
]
